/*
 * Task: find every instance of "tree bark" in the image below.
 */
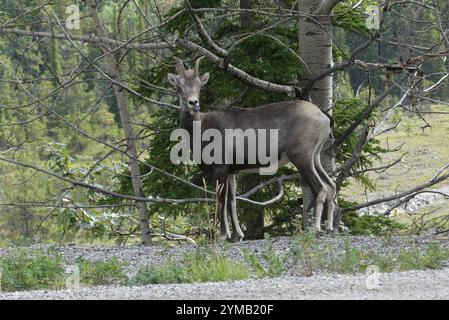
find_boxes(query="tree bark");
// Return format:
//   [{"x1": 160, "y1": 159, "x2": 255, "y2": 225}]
[
  {"x1": 298, "y1": 0, "x2": 339, "y2": 229},
  {"x1": 87, "y1": 0, "x2": 152, "y2": 244}
]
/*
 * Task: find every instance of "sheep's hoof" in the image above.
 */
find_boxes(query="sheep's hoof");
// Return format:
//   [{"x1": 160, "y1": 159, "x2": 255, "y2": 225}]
[
  {"x1": 219, "y1": 232, "x2": 231, "y2": 242},
  {"x1": 324, "y1": 221, "x2": 336, "y2": 236},
  {"x1": 312, "y1": 227, "x2": 325, "y2": 238},
  {"x1": 229, "y1": 233, "x2": 244, "y2": 243}
]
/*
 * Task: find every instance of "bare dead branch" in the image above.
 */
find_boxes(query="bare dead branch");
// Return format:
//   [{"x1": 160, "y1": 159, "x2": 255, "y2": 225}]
[
  {"x1": 334, "y1": 73, "x2": 410, "y2": 147},
  {"x1": 185, "y1": 0, "x2": 228, "y2": 57},
  {"x1": 344, "y1": 164, "x2": 449, "y2": 212}
]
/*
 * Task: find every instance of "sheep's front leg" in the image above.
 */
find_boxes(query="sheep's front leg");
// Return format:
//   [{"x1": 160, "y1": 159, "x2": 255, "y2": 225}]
[{"x1": 217, "y1": 177, "x2": 231, "y2": 240}]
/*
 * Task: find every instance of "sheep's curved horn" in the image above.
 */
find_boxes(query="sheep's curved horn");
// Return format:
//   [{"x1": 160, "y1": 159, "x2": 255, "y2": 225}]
[
  {"x1": 194, "y1": 56, "x2": 204, "y2": 76},
  {"x1": 174, "y1": 57, "x2": 186, "y2": 75}
]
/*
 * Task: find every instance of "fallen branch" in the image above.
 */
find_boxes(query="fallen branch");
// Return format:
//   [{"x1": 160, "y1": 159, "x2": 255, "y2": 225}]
[{"x1": 344, "y1": 164, "x2": 449, "y2": 212}]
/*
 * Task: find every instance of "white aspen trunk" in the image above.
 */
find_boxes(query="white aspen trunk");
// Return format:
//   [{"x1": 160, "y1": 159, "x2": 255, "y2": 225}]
[
  {"x1": 298, "y1": 0, "x2": 339, "y2": 229},
  {"x1": 88, "y1": 1, "x2": 152, "y2": 244}
]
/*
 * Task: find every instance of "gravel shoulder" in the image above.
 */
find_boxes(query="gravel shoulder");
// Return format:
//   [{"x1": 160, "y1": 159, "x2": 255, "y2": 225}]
[
  {"x1": 2, "y1": 268, "x2": 449, "y2": 300},
  {"x1": 1, "y1": 235, "x2": 449, "y2": 300}
]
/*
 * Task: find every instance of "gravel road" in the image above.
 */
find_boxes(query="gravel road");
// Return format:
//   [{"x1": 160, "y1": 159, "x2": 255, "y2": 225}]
[
  {"x1": 1, "y1": 235, "x2": 449, "y2": 300},
  {"x1": 1, "y1": 268, "x2": 449, "y2": 300}
]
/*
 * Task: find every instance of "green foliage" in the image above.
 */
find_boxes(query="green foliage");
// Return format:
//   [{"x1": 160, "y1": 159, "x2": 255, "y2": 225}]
[
  {"x1": 396, "y1": 244, "x2": 449, "y2": 271},
  {"x1": 289, "y1": 231, "x2": 326, "y2": 276},
  {"x1": 85, "y1": 239, "x2": 449, "y2": 288},
  {"x1": 333, "y1": 98, "x2": 389, "y2": 191},
  {"x1": 128, "y1": 260, "x2": 187, "y2": 285},
  {"x1": 129, "y1": 246, "x2": 250, "y2": 285},
  {"x1": 333, "y1": 0, "x2": 378, "y2": 36},
  {"x1": 327, "y1": 239, "x2": 449, "y2": 274},
  {"x1": 164, "y1": 0, "x2": 222, "y2": 35},
  {"x1": 0, "y1": 248, "x2": 130, "y2": 292},
  {"x1": 2, "y1": 239, "x2": 448, "y2": 292},
  {"x1": 0, "y1": 248, "x2": 65, "y2": 292},
  {"x1": 329, "y1": 237, "x2": 366, "y2": 273},
  {"x1": 77, "y1": 256, "x2": 128, "y2": 286},
  {"x1": 343, "y1": 212, "x2": 406, "y2": 236},
  {"x1": 183, "y1": 247, "x2": 250, "y2": 283},
  {"x1": 243, "y1": 233, "x2": 286, "y2": 277},
  {"x1": 38, "y1": 141, "x2": 133, "y2": 243},
  {"x1": 288, "y1": 232, "x2": 449, "y2": 275}
]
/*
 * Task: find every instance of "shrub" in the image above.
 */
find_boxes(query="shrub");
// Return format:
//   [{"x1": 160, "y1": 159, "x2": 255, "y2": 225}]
[
  {"x1": 77, "y1": 256, "x2": 128, "y2": 286},
  {"x1": 288, "y1": 233, "x2": 449, "y2": 275},
  {"x1": 289, "y1": 231, "x2": 328, "y2": 276},
  {"x1": 343, "y1": 212, "x2": 406, "y2": 236},
  {"x1": 0, "y1": 248, "x2": 65, "y2": 292},
  {"x1": 326, "y1": 239, "x2": 449, "y2": 274},
  {"x1": 184, "y1": 248, "x2": 250, "y2": 283},
  {"x1": 128, "y1": 260, "x2": 188, "y2": 285},
  {"x1": 0, "y1": 249, "x2": 129, "y2": 291},
  {"x1": 397, "y1": 243, "x2": 449, "y2": 271},
  {"x1": 243, "y1": 233, "x2": 286, "y2": 277},
  {"x1": 129, "y1": 247, "x2": 250, "y2": 286}
]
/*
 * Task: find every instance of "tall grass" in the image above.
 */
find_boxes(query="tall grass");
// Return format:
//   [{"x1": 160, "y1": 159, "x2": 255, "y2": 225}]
[
  {"x1": 129, "y1": 246, "x2": 250, "y2": 285},
  {"x1": 0, "y1": 248, "x2": 65, "y2": 292},
  {"x1": 0, "y1": 248, "x2": 128, "y2": 292}
]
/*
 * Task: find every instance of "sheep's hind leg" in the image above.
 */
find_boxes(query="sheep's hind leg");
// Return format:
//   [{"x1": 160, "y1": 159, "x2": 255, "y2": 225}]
[
  {"x1": 314, "y1": 140, "x2": 337, "y2": 233},
  {"x1": 289, "y1": 151, "x2": 328, "y2": 233}
]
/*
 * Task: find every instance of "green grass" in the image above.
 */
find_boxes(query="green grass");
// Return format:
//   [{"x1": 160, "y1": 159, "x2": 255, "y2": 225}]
[
  {"x1": 130, "y1": 233, "x2": 449, "y2": 286},
  {"x1": 288, "y1": 232, "x2": 449, "y2": 275},
  {"x1": 0, "y1": 248, "x2": 65, "y2": 292},
  {"x1": 129, "y1": 246, "x2": 250, "y2": 285},
  {"x1": 2, "y1": 235, "x2": 449, "y2": 292},
  {"x1": 395, "y1": 243, "x2": 449, "y2": 271},
  {"x1": 0, "y1": 248, "x2": 128, "y2": 292},
  {"x1": 242, "y1": 234, "x2": 286, "y2": 278},
  {"x1": 343, "y1": 105, "x2": 449, "y2": 197},
  {"x1": 77, "y1": 256, "x2": 128, "y2": 286},
  {"x1": 343, "y1": 212, "x2": 407, "y2": 236},
  {"x1": 341, "y1": 105, "x2": 449, "y2": 232}
]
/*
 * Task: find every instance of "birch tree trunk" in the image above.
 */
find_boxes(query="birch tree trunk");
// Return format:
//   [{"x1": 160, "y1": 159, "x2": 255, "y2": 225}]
[
  {"x1": 87, "y1": 0, "x2": 152, "y2": 244},
  {"x1": 298, "y1": 0, "x2": 340, "y2": 229}
]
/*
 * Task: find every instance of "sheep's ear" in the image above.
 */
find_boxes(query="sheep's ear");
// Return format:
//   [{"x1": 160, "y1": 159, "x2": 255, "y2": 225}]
[
  {"x1": 201, "y1": 72, "x2": 210, "y2": 85},
  {"x1": 167, "y1": 73, "x2": 178, "y2": 86}
]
